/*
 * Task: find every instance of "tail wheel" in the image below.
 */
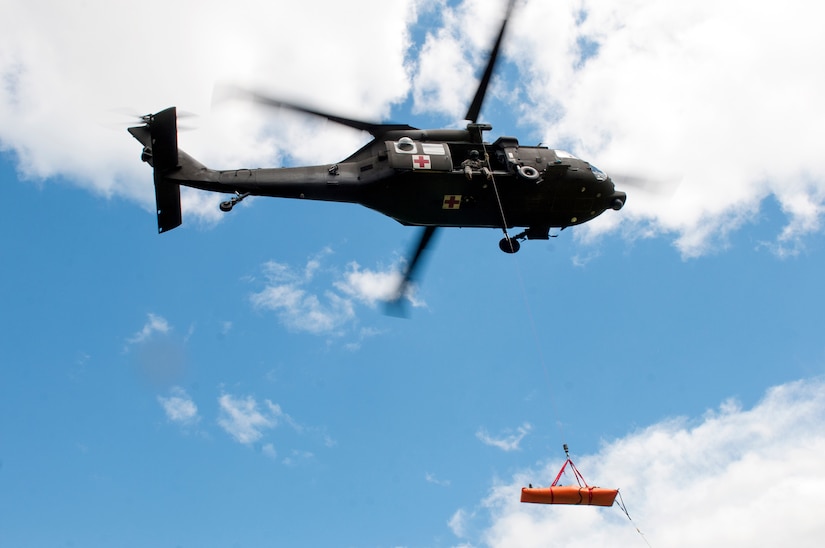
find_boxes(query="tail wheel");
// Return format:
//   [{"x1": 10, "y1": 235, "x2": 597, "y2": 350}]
[{"x1": 219, "y1": 192, "x2": 250, "y2": 213}]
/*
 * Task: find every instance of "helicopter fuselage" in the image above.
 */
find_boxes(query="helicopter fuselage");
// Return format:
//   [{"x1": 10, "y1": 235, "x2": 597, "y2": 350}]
[
  {"x1": 139, "y1": 122, "x2": 625, "y2": 238},
  {"x1": 129, "y1": 0, "x2": 627, "y2": 301}
]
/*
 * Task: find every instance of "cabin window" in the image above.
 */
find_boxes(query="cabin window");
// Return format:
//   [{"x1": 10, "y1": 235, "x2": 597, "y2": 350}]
[{"x1": 396, "y1": 137, "x2": 415, "y2": 152}]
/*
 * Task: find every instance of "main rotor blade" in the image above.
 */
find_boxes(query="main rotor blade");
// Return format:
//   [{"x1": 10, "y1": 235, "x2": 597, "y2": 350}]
[
  {"x1": 386, "y1": 226, "x2": 439, "y2": 316},
  {"x1": 464, "y1": 0, "x2": 517, "y2": 123},
  {"x1": 214, "y1": 84, "x2": 416, "y2": 139},
  {"x1": 610, "y1": 172, "x2": 682, "y2": 197}
]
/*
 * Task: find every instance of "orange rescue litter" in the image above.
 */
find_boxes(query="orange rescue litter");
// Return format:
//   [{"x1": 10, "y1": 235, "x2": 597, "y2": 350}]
[
  {"x1": 521, "y1": 485, "x2": 618, "y2": 506},
  {"x1": 521, "y1": 447, "x2": 618, "y2": 507}
]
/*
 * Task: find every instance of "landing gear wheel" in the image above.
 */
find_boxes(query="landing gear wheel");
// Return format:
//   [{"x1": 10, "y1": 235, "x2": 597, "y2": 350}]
[{"x1": 499, "y1": 237, "x2": 520, "y2": 253}]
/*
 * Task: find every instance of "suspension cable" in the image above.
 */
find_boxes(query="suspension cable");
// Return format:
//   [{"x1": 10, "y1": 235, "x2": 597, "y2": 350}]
[
  {"x1": 616, "y1": 491, "x2": 653, "y2": 547},
  {"x1": 485, "y1": 149, "x2": 652, "y2": 545},
  {"x1": 481, "y1": 143, "x2": 517, "y2": 251}
]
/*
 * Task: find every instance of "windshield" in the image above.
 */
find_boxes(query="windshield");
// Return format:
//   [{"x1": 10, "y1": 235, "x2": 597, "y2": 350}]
[{"x1": 590, "y1": 164, "x2": 608, "y2": 181}]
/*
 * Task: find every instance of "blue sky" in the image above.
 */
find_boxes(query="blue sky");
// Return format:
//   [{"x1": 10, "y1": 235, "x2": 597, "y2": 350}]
[{"x1": 2, "y1": 1, "x2": 825, "y2": 547}]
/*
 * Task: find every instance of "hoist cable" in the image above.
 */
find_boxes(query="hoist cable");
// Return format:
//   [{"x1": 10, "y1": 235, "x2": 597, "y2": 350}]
[
  {"x1": 481, "y1": 144, "x2": 517, "y2": 252},
  {"x1": 487, "y1": 152, "x2": 652, "y2": 545},
  {"x1": 494, "y1": 206, "x2": 566, "y2": 445}
]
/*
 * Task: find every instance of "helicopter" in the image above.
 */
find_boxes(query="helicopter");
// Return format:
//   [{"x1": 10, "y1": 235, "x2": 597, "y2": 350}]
[{"x1": 128, "y1": 0, "x2": 626, "y2": 302}]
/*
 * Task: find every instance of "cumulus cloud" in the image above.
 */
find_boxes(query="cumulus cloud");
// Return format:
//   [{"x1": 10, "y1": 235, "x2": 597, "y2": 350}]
[
  {"x1": 454, "y1": 378, "x2": 825, "y2": 547},
  {"x1": 412, "y1": 0, "x2": 519, "y2": 121},
  {"x1": 5, "y1": 0, "x2": 824, "y2": 256},
  {"x1": 334, "y1": 262, "x2": 405, "y2": 306},
  {"x1": 476, "y1": 422, "x2": 532, "y2": 452},
  {"x1": 411, "y1": 0, "x2": 825, "y2": 257},
  {"x1": 250, "y1": 257, "x2": 357, "y2": 335},
  {"x1": 126, "y1": 313, "x2": 170, "y2": 345},
  {"x1": 155, "y1": 388, "x2": 329, "y2": 463},
  {"x1": 449, "y1": 508, "x2": 473, "y2": 539},
  {"x1": 216, "y1": 393, "x2": 307, "y2": 448},
  {"x1": 158, "y1": 386, "x2": 200, "y2": 427},
  {"x1": 250, "y1": 252, "x2": 420, "y2": 336},
  {"x1": 0, "y1": 0, "x2": 418, "y2": 219},
  {"x1": 217, "y1": 393, "x2": 283, "y2": 445}
]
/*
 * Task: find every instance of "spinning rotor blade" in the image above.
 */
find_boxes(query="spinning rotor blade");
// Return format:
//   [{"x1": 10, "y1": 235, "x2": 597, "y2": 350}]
[
  {"x1": 103, "y1": 108, "x2": 198, "y2": 131},
  {"x1": 214, "y1": 84, "x2": 416, "y2": 139},
  {"x1": 611, "y1": 172, "x2": 682, "y2": 197},
  {"x1": 464, "y1": 0, "x2": 517, "y2": 123},
  {"x1": 386, "y1": 226, "x2": 439, "y2": 316}
]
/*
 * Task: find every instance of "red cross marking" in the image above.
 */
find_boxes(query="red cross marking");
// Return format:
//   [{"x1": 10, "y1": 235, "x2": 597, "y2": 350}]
[
  {"x1": 443, "y1": 195, "x2": 461, "y2": 209},
  {"x1": 413, "y1": 155, "x2": 431, "y2": 169}
]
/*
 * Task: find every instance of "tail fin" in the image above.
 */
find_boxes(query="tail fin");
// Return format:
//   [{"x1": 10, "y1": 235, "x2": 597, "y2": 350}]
[{"x1": 128, "y1": 107, "x2": 182, "y2": 233}]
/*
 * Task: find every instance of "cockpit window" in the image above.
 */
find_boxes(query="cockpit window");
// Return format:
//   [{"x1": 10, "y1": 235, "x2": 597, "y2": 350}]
[{"x1": 590, "y1": 164, "x2": 608, "y2": 181}]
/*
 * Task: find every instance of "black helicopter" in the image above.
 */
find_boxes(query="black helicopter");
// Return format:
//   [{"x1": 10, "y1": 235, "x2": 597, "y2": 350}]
[{"x1": 128, "y1": 0, "x2": 625, "y2": 301}]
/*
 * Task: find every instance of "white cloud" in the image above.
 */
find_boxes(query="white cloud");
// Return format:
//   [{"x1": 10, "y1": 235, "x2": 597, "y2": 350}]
[
  {"x1": 426, "y1": 472, "x2": 451, "y2": 487},
  {"x1": 476, "y1": 422, "x2": 532, "y2": 452},
  {"x1": 5, "y1": 0, "x2": 824, "y2": 256},
  {"x1": 127, "y1": 313, "x2": 170, "y2": 345},
  {"x1": 334, "y1": 262, "x2": 408, "y2": 306},
  {"x1": 216, "y1": 393, "x2": 304, "y2": 447},
  {"x1": 412, "y1": 0, "x2": 825, "y2": 257},
  {"x1": 343, "y1": 327, "x2": 388, "y2": 352},
  {"x1": 217, "y1": 394, "x2": 279, "y2": 445},
  {"x1": 449, "y1": 508, "x2": 473, "y2": 539},
  {"x1": 158, "y1": 386, "x2": 200, "y2": 427},
  {"x1": 412, "y1": 0, "x2": 517, "y2": 120},
  {"x1": 126, "y1": 313, "x2": 187, "y2": 386},
  {"x1": 250, "y1": 253, "x2": 419, "y2": 336},
  {"x1": 250, "y1": 259, "x2": 356, "y2": 335},
  {"x1": 282, "y1": 449, "x2": 315, "y2": 467},
  {"x1": 0, "y1": 0, "x2": 418, "y2": 219},
  {"x1": 454, "y1": 378, "x2": 825, "y2": 547}
]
